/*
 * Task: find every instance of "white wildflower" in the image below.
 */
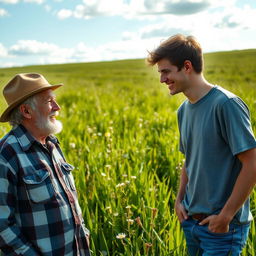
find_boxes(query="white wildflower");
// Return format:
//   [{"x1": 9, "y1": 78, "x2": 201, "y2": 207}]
[
  {"x1": 116, "y1": 183, "x2": 125, "y2": 188},
  {"x1": 69, "y1": 142, "x2": 76, "y2": 149},
  {"x1": 127, "y1": 219, "x2": 134, "y2": 224},
  {"x1": 116, "y1": 233, "x2": 126, "y2": 239}
]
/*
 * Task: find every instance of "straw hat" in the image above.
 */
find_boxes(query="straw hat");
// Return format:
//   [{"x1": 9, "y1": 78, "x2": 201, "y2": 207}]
[{"x1": 0, "y1": 73, "x2": 63, "y2": 122}]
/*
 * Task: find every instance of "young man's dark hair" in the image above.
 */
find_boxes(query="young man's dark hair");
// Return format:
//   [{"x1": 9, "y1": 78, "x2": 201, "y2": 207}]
[{"x1": 147, "y1": 34, "x2": 203, "y2": 73}]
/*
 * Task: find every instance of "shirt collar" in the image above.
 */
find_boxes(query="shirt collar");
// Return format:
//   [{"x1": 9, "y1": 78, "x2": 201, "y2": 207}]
[{"x1": 12, "y1": 124, "x2": 59, "y2": 151}]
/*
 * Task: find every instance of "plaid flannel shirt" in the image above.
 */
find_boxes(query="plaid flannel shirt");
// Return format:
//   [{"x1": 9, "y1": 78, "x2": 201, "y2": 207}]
[{"x1": 0, "y1": 125, "x2": 90, "y2": 256}]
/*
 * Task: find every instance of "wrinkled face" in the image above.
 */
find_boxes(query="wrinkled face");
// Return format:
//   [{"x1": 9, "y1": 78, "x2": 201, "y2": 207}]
[
  {"x1": 32, "y1": 89, "x2": 62, "y2": 136},
  {"x1": 157, "y1": 58, "x2": 188, "y2": 96}
]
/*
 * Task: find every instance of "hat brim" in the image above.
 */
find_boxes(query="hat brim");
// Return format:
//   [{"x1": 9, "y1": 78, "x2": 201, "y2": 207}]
[{"x1": 0, "y1": 83, "x2": 63, "y2": 122}]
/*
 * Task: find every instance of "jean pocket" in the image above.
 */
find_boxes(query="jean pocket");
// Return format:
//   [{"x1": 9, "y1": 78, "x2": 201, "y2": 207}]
[
  {"x1": 23, "y1": 169, "x2": 56, "y2": 203},
  {"x1": 206, "y1": 225, "x2": 235, "y2": 236},
  {"x1": 181, "y1": 218, "x2": 189, "y2": 227}
]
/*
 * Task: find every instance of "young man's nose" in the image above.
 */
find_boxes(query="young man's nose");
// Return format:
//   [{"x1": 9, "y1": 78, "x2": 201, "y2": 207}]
[{"x1": 160, "y1": 75, "x2": 167, "y2": 83}]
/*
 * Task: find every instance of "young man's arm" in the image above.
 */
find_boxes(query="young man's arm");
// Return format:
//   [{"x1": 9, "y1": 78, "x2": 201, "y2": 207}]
[
  {"x1": 175, "y1": 163, "x2": 189, "y2": 223},
  {"x1": 200, "y1": 147, "x2": 256, "y2": 233}
]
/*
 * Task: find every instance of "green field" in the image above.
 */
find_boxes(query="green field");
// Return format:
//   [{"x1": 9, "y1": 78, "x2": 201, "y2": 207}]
[{"x1": 0, "y1": 49, "x2": 256, "y2": 255}]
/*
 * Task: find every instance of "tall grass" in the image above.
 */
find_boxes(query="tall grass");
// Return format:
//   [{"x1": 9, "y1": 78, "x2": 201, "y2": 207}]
[{"x1": 0, "y1": 49, "x2": 255, "y2": 255}]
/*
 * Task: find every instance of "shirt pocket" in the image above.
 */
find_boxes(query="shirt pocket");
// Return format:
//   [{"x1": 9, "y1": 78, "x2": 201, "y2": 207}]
[
  {"x1": 60, "y1": 162, "x2": 76, "y2": 191},
  {"x1": 23, "y1": 169, "x2": 56, "y2": 203}
]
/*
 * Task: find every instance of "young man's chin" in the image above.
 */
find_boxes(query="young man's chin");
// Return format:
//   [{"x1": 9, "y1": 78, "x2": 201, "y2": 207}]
[{"x1": 169, "y1": 90, "x2": 178, "y2": 96}]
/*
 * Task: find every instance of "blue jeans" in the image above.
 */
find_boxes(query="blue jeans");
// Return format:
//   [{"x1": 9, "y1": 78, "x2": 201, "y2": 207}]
[{"x1": 181, "y1": 217, "x2": 250, "y2": 256}]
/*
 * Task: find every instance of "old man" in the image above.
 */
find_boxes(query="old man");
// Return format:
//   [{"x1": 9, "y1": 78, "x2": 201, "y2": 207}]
[{"x1": 0, "y1": 73, "x2": 90, "y2": 255}]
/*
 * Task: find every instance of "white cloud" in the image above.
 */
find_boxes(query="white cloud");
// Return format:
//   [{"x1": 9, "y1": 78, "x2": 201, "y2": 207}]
[
  {"x1": 0, "y1": 8, "x2": 8, "y2": 16},
  {"x1": 2, "y1": 38, "x2": 152, "y2": 67},
  {"x1": 0, "y1": 0, "x2": 44, "y2": 4},
  {"x1": 121, "y1": 13, "x2": 195, "y2": 41},
  {"x1": 213, "y1": 5, "x2": 256, "y2": 30},
  {"x1": 57, "y1": 0, "x2": 128, "y2": 19},
  {"x1": 0, "y1": 0, "x2": 19, "y2": 3},
  {"x1": 36, "y1": 40, "x2": 145, "y2": 64},
  {"x1": 54, "y1": 0, "x2": 241, "y2": 21},
  {"x1": 126, "y1": 2, "x2": 256, "y2": 42},
  {"x1": 7, "y1": 40, "x2": 77, "y2": 65},
  {"x1": 9, "y1": 40, "x2": 59, "y2": 55},
  {"x1": 57, "y1": 8, "x2": 72, "y2": 19},
  {"x1": 0, "y1": 43, "x2": 8, "y2": 57},
  {"x1": 129, "y1": 0, "x2": 211, "y2": 15},
  {"x1": 56, "y1": 0, "x2": 226, "y2": 20},
  {"x1": 96, "y1": 40, "x2": 147, "y2": 60},
  {"x1": 24, "y1": 0, "x2": 44, "y2": 3},
  {"x1": 118, "y1": 3, "x2": 256, "y2": 54},
  {"x1": 2, "y1": 0, "x2": 256, "y2": 68},
  {"x1": 140, "y1": 23, "x2": 191, "y2": 39}
]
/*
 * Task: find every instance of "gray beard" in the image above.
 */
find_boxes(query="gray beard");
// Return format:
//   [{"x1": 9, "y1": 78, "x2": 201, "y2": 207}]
[{"x1": 35, "y1": 116, "x2": 63, "y2": 136}]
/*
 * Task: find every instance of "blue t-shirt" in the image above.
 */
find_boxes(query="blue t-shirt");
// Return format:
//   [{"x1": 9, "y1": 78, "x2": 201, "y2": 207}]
[{"x1": 178, "y1": 86, "x2": 256, "y2": 223}]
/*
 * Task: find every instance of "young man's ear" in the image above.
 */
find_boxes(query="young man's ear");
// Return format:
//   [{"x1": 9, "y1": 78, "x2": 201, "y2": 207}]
[
  {"x1": 19, "y1": 104, "x2": 32, "y2": 119},
  {"x1": 183, "y1": 60, "x2": 193, "y2": 72}
]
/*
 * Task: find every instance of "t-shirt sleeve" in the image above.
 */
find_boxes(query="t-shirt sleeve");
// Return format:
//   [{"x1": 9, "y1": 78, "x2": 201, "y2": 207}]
[{"x1": 220, "y1": 97, "x2": 256, "y2": 155}]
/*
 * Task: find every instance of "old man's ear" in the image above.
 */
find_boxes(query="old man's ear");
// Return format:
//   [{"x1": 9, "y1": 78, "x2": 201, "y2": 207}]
[{"x1": 19, "y1": 104, "x2": 33, "y2": 119}]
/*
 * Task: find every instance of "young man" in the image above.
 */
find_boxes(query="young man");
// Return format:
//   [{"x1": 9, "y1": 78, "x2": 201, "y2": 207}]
[
  {"x1": 0, "y1": 73, "x2": 90, "y2": 255},
  {"x1": 147, "y1": 34, "x2": 256, "y2": 255}
]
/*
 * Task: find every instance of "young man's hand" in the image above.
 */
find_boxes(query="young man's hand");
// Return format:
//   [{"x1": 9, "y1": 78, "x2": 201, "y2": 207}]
[
  {"x1": 199, "y1": 214, "x2": 230, "y2": 233},
  {"x1": 175, "y1": 201, "x2": 188, "y2": 223}
]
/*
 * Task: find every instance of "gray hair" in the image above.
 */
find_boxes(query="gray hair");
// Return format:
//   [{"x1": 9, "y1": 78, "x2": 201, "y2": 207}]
[{"x1": 9, "y1": 95, "x2": 38, "y2": 127}]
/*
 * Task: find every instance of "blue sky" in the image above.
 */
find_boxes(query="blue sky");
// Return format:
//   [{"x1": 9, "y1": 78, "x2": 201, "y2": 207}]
[{"x1": 0, "y1": 0, "x2": 255, "y2": 67}]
